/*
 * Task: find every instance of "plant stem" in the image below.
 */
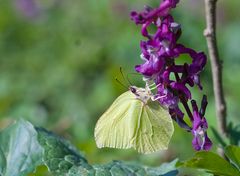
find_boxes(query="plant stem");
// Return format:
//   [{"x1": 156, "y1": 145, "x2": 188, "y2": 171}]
[
  {"x1": 174, "y1": 72, "x2": 193, "y2": 121},
  {"x1": 204, "y1": 0, "x2": 227, "y2": 136}
]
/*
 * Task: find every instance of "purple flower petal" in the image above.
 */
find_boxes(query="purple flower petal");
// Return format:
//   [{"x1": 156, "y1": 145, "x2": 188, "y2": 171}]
[
  {"x1": 170, "y1": 82, "x2": 192, "y2": 99},
  {"x1": 135, "y1": 55, "x2": 164, "y2": 76},
  {"x1": 130, "y1": 0, "x2": 179, "y2": 24}
]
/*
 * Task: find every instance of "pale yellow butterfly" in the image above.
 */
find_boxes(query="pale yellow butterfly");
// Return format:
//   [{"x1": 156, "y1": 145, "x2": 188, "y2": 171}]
[{"x1": 94, "y1": 85, "x2": 174, "y2": 154}]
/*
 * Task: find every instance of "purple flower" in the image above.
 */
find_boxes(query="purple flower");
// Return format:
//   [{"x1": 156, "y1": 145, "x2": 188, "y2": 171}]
[
  {"x1": 131, "y1": 0, "x2": 212, "y2": 150},
  {"x1": 130, "y1": 0, "x2": 180, "y2": 25},
  {"x1": 191, "y1": 96, "x2": 212, "y2": 150},
  {"x1": 135, "y1": 52, "x2": 164, "y2": 77}
]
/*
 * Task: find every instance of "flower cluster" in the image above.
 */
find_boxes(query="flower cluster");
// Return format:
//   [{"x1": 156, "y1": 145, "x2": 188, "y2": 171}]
[{"x1": 131, "y1": 0, "x2": 212, "y2": 150}]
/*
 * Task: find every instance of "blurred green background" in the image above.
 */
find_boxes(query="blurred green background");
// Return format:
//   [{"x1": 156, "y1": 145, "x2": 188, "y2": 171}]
[{"x1": 0, "y1": 0, "x2": 239, "y2": 169}]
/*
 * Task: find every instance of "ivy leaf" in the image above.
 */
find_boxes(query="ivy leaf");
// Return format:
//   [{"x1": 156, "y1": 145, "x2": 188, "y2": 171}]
[
  {"x1": 35, "y1": 127, "x2": 90, "y2": 176},
  {"x1": 225, "y1": 145, "x2": 240, "y2": 170},
  {"x1": 179, "y1": 151, "x2": 240, "y2": 176},
  {"x1": 0, "y1": 119, "x2": 44, "y2": 176}
]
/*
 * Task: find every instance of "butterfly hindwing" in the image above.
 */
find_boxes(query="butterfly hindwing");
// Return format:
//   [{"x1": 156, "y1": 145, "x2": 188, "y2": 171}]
[{"x1": 131, "y1": 101, "x2": 174, "y2": 154}]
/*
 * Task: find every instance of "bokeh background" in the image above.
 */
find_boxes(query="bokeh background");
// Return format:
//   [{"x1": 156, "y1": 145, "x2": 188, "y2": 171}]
[{"x1": 0, "y1": 0, "x2": 239, "y2": 173}]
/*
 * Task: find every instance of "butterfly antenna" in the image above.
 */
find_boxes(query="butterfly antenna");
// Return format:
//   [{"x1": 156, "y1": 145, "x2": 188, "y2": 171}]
[
  {"x1": 126, "y1": 74, "x2": 134, "y2": 86},
  {"x1": 115, "y1": 77, "x2": 128, "y2": 89},
  {"x1": 127, "y1": 72, "x2": 142, "y2": 76},
  {"x1": 120, "y1": 67, "x2": 133, "y2": 86}
]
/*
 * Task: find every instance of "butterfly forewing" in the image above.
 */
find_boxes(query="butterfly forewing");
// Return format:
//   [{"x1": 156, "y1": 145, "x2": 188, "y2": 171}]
[{"x1": 95, "y1": 91, "x2": 141, "y2": 149}]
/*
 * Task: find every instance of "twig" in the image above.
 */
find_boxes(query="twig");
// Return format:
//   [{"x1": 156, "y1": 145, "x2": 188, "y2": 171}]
[{"x1": 204, "y1": 0, "x2": 227, "y2": 137}]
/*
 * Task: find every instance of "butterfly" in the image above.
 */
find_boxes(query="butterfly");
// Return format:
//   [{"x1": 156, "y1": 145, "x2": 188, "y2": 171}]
[{"x1": 94, "y1": 85, "x2": 174, "y2": 154}]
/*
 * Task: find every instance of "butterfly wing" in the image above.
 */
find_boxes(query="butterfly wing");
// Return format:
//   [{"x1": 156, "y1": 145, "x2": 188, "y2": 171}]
[
  {"x1": 94, "y1": 91, "x2": 142, "y2": 149},
  {"x1": 95, "y1": 90, "x2": 174, "y2": 154},
  {"x1": 131, "y1": 101, "x2": 174, "y2": 154}
]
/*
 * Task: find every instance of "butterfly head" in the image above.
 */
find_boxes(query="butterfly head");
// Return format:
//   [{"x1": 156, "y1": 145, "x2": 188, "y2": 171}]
[{"x1": 129, "y1": 86, "x2": 152, "y2": 104}]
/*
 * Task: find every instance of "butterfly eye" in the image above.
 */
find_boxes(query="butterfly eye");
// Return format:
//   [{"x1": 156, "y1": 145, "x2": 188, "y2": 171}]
[{"x1": 130, "y1": 87, "x2": 136, "y2": 93}]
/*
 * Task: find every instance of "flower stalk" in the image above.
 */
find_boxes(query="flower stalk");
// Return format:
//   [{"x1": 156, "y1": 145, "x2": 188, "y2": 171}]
[{"x1": 204, "y1": 0, "x2": 227, "y2": 137}]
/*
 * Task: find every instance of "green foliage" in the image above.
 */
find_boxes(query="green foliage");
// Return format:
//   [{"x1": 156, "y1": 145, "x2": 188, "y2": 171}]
[
  {"x1": 0, "y1": 147, "x2": 6, "y2": 174},
  {"x1": 0, "y1": 119, "x2": 179, "y2": 176},
  {"x1": 179, "y1": 146, "x2": 240, "y2": 176},
  {"x1": 211, "y1": 123, "x2": 240, "y2": 148},
  {"x1": 211, "y1": 127, "x2": 228, "y2": 147},
  {"x1": 0, "y1": 120, "x2": 43, "y2": 176},
  {"x1": 227, "y1": 123, "x2": 240, "y2": 146},
  {"x1": 67, "y1": 159, "x2": 178, "y2": 176},
  {"x1": 225, "y1": 145, "x2": 240, "y2": 170},
  {"x1": 36, "y1": 127, "x2": 88, "y2": 175}
]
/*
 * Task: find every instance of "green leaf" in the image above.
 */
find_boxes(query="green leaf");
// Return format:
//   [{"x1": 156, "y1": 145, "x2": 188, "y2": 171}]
[
  {"x1": 64, "y1": 157, "x2": 178, "y2": 176},
  {"x1": 0, "y1": 119, "x2": 44, "y2": 176},
  {"x1": 35, "y1": 125, "x2": 179, "y2": 176},
  {"x1": 0, "y1": 119, "x2": 179, "y2": 176},
  {"x1": 146, "y1": 159, "x2": 179, "y2": 176},
  {"x1": 228, "y1": 123, "x2": 240, "y2": 146},
  {"x1": 66, "y1": 164, "x2": 95, "y2": 176},
  {"x1": 0, "y1": 147, "x2": 6, "y2": 175},
  {"x1": 179, "y1": 151, "x2": 240, "y2": 176},
  {"x1": 211, "y1": 127, "x2": 228, "y2": 147},
  {"x1": 225, "y1": 145, "x2": 240, "y2": 170},
  {"x1": 35, "y1": 127, "x2": 90, "y2": 175},
  {"x1": 91, "y1": 159, "x2": 178, "y2": 176}
]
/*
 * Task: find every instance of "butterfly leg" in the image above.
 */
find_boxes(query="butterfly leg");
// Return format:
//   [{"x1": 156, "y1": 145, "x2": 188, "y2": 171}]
[
  {"x1": 151, "y1": 94, "x2": 166, "y2": 101},
  {"x1": 149, "y1": 83, "x2": 161, "y2": 91}
]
